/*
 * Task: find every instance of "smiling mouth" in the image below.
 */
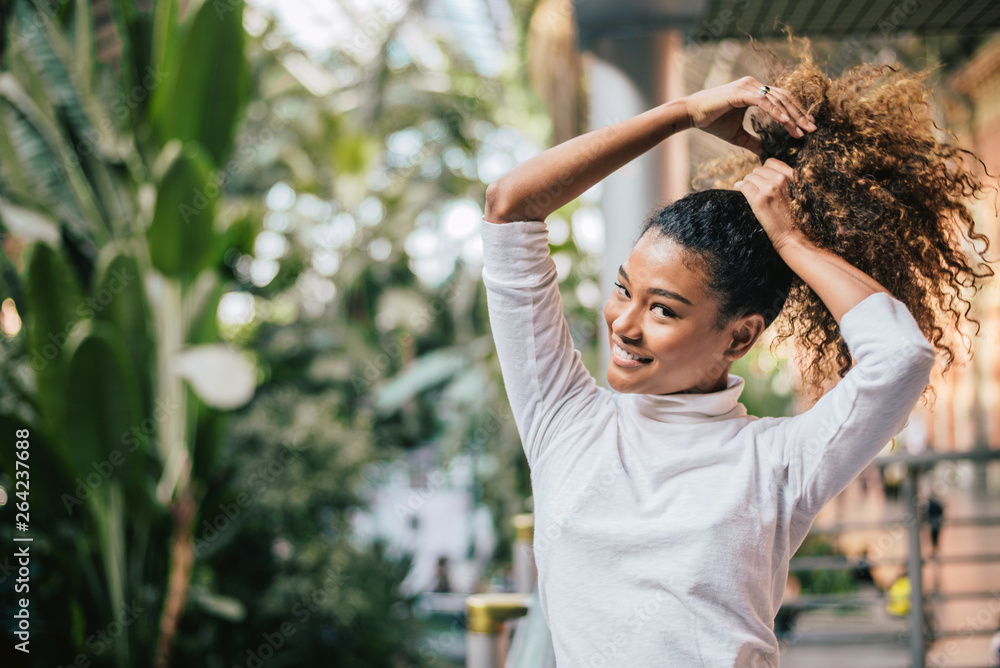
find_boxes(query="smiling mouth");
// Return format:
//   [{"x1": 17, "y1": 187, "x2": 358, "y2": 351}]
[{"x1": 612, "y1": 343, "x2": 653, "y2": 367}]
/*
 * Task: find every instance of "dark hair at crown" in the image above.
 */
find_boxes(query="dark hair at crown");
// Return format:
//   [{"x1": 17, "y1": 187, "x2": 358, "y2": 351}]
[{"x1": 638, "y1": 189, "x2": 794, "y2": 330}]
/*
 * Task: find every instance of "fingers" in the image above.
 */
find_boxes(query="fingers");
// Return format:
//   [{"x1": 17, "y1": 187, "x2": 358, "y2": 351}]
[
  {"x1": 763, "y1": 158, "x2": 794, "y2": 178},
  {"x1": 733, "y1": 177, "x2": 757, "y2": 197},
  {"x1": 733, "y1": 129, "x2": 764, "y2": 158},
  {"x1": 735, "y1": 161, "x2": 793, "y2": 198},
  {"x1": 748, "y1": 88, "x2": 800, "y2": 138},
  {"x1": 744, "y1": 78, "x2": 816, "y2": 139},
  {"x1": 734, "y1": 172, "x2": 761, "y2": 193},
  {"x1": 767, "y1": 88, "x2": 815, "y2": 133}
]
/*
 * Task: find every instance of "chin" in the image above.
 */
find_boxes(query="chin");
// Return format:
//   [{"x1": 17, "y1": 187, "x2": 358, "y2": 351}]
[{"x1": 606, "y1": 367, "x2": 638, "y2": 394}]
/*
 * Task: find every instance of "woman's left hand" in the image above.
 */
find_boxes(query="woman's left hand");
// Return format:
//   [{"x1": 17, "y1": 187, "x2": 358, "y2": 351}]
[{"x1": 734, "y1": 158, "x2": 804, "y2": 252}]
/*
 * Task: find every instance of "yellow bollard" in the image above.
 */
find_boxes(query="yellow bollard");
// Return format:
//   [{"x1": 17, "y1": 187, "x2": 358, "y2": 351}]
[
  {"x1": 466, "y1": 593, "x2": 532, "y2": 668},
  {"x1": 511, "y1": 513, "x2": 535, "y2": 593}
]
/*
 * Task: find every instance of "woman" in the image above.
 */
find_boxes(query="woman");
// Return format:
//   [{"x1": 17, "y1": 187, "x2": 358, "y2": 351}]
[{"x1": 479, "y1": 48, "x2": 992, "y2": 667}]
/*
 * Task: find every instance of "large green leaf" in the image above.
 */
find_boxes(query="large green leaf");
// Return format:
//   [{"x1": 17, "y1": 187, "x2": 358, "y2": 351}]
[
  {"x1": 150, "y1": 0, "x2": 177, "y2": 93},
  {"x1": 20, "y1": 0, "x2": 135, "y2": 237},
  {"x1": 372, "y1": 347, "x2": 469, "y2": 414},
  {"x1": 146, "y1": 141, "x2": 218, "y2": 281},
  {"x1": 92, "y1": 239, "x2": 155, "y2": 419},
  {"x1": 149, "y1": 0, "x2": 249, "y2": 166},
  {"x1": 105, "y1": 0, "x2": 152, "y2": 131},
  {"x1": 0, "y1": 89, "x2": 86, "y2": 234},
  {"x1": 62, "y1": 319, "x2": 146, "y2": 503},
  {"x1": 72, "y1": 0, "x2": 95, "y2": 90},
  {"x1": 189, "y1": 392, "x2": 229, "y2": 485},
  {"x1": 23, "y1": 240, "x2": 85, "y2": 431},
  {"x1": 184, "y1": 268, "x2": 226, "y2": 345}
]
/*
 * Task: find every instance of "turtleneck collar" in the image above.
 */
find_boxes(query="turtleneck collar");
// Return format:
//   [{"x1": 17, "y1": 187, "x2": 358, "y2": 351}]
[{"x1": 624, "y1": 374, "x2": 749, "y2": 423}]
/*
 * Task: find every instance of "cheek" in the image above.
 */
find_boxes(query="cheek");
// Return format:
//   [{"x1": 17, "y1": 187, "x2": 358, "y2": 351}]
[{"x1": 647, "y1": 324, "x2": 707, "y2": 360}]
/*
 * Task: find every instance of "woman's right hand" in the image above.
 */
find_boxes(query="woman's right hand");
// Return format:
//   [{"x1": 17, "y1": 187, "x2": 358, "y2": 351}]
[{"x1": 684, "y1": 77, "x2": 816, "y2": 157}]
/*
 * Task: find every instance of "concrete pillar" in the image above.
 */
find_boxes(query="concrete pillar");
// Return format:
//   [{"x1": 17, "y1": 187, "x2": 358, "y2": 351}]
[
  {"x1": 583, "y1": 37, "x2": 664, "y2": 385},
  {"x1": 657, "y1": 29, "x2": 691, "y2": 203}
]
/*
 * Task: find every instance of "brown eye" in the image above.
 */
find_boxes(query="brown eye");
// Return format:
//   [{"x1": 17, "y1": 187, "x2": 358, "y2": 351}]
[{"x1": 653, "y1": 305, "x2": 676, "y2": 318}]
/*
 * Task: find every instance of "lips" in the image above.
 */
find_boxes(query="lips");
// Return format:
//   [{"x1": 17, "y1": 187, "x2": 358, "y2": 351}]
[{"x1": 612, "y1": 342, "x2": 653, "y2": 367}]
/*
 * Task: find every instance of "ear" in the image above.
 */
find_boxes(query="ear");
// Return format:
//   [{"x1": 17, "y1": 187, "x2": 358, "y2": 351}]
[{"x1": 726, "y1": 313, "x2": 766, "y2": 360}]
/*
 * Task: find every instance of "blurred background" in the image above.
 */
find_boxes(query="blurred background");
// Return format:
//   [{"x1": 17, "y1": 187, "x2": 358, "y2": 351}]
[{"x1": 0, "y1": 0, "x2": 998, "y2": 666}]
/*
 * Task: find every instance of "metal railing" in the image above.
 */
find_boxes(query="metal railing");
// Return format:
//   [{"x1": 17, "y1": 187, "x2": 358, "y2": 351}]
[{"x1": 783, "y1": 449, "x2": 1000, "y2": 668}]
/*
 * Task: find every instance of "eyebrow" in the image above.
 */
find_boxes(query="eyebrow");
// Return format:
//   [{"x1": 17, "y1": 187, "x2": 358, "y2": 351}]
[{"x1": 618, "y1": 266, "x2": 693, "y2": 306}]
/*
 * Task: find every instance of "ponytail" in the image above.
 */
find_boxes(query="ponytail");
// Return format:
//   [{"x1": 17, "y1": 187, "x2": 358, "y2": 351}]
[{"x1": 695, "y1": 39, "x2": 996, "y2": 404}]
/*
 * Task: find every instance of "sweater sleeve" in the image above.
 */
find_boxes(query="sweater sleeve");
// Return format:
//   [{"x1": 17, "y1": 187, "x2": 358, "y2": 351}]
[
  {"x1": 479, "y1": 217, "x2": 602, "y2": 468},
  {"x1": 776, "y1": 291, "x2": 936, "y2": 523}
]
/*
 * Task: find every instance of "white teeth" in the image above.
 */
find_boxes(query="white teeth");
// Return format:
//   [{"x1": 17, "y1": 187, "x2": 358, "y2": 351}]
[{"x1": 614, "y1": 344, "x2": 649, "y2": 362}]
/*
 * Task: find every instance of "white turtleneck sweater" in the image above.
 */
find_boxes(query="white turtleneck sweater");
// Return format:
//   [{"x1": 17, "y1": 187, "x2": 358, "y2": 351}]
[{"x1": 479, "y1": 217, "x2": 936, "y2": 668}]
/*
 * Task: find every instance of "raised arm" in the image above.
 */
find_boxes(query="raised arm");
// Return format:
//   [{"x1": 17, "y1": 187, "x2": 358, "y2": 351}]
[
  {"x1": 734, "y1": 158, "x2": 889, "y2": 322},
  {"x1": 485, "y1": 77, "x2": 816, "y2": 224},
  {"x1": 736, "y1": 159, "x2": 936, "y2": 523},
  {"x1": 481, "y1": 80, "x2": 814, "y2": 468}
]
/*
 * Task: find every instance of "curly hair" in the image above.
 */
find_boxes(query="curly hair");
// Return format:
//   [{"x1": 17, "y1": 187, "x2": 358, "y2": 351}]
[{"x1": 693, "y1": 38, "x2": 997, "y2": 405}]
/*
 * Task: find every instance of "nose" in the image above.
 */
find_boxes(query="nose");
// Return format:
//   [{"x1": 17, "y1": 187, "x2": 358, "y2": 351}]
[{"x1": 611, "y1": 301, "x2": 643, "y2": 342}]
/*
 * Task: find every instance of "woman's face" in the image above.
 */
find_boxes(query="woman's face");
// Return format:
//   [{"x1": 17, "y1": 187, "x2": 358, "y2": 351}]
[{"x1": 602, "y1": 232, "x2": 761, "y2": 395}]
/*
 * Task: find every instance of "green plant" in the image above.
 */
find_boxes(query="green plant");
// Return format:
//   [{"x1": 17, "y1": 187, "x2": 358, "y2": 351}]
[
  {"x1": 792, "y1": 535, "x2": 858, "y2": 595},
  {"x1": 0, "y1": 0, "x2": 253, "y2": 664}
]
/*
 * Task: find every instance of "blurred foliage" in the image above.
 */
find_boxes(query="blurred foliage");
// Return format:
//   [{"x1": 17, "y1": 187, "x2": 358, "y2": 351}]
[
  {"x1": 163, "y1": 0, "x2": 561, "y2": 662},
  {"x1": 0, "y1": 0, "x2": 578, "y2": 664},
  {"x1": 0, "y1": 0, "x2": 561, "y2": 663},
  {"x1": 792, "y1": 535, "x2": 859, "y2": 595},
  {"x1": 0, "y1": 0, "x2": 259, "y2": 664},
  {"x1": 730, "y1": 344, "x2": 795, "y2": 419}
]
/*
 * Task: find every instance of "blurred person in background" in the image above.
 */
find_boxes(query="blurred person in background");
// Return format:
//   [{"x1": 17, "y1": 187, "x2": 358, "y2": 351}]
[
  {"x1": 432, "y1": 555, "x2": 452, "y2": 593},
  {"x1": 925, "y1": 494, "x2": 945, "y2": 557}
]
